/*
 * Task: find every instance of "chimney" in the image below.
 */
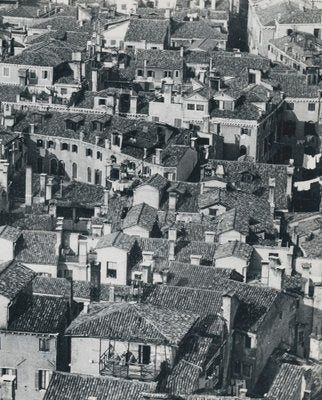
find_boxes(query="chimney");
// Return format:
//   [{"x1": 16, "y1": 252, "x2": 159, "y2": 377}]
[
  {"x1": 287, "y1": 159, "x2": 294, "y2": 197},
  {"x1": 32, "y1": 93, "x2": 37, "y2": 103},
  {"x1": 168, "y1": 192, "x2": 177, "y2": 211},
  {"x1": 162, "y1": 268, "x2": 170, "y2": 285},
  {"x1": 95, "y1": 136, "x2": 99, "y2": 146},
  {"x1": 103, "y1": 220, "x2": 112, "y2": 235},
  {"x1": 103, "y1": 189, "x2": 109, "y2": 209},
  {"x1": 109, "y1": 286, "x2": 115, "y2": 302},
  {"x1": 39, "y1": 173, "x2": 47, "y2": 201},
  {"x1": 261, "y1": 260, "x2": 269, "y2": 286},
  {"x1": 190, "y1": 137, "x2": 197, "y2": 149},
  {"x1": 16, "y1": 93, "x2": 20, "y2": 103},
  {"x1": 105, "y1": 138, "x2": 111, "y2": 149},
  {"x1": 155, "y1": 148, "x2": 162, "y2": 165},
  {"x1": 92, "y1": 69, "x2": 98, "y2": 92},
  {"x1": 30, "y1": 123, "x2": 35, "y2": 134},
  {"x1": 83, "y1": 301, "x2": 90, "y2": 314},
  {"x1": 143, "y1": 148, "x2": 147, "y2": 159},
  {"x1": 168, "y1": 227, "x2": 177, "y2": 241},
  {"x1": 45, "y1": 176, "x2": 53, "y2": 201},
  {"x1": 204, "y1": 145, "x2": 210, "y2": 160},
  {"x1": 130, "y1": 90, "x2": 137, "y2": 114},
  {"x1": 79, "y1": 239, "x2": 88, "y2": 265},
  {"x1": 222, "y1": 290, "x2": 239, "y2": 333},
  {"x1": 180, "y1": 45, "x2": 184, "y2": 57},
  {"x1": 55, "y1": 217, "x2": 64, "y2": 245},
  {"x1": 66, "y1": 276, "x2": 74, "y2": 322},
  {"x1": 268, "y1": 177, "x2": 275, "y2": 214},
  {"x1": 0, "y1": 376, "x2": 16, "y2": 400},
  {"x1": 268, "y1": 256, "x2": 284, "y2": 291},
  {"x1": 202, "y1": 116, "x2": 210, "y2": 133},
  {"x1": 168, "y1": 240, "x2": 175, "y2": 261},
  {"x1": 165, "y1": 8, "x2": 171, "y2": 19},
  {"x1": 25, "y1": 166, "x2": 33, "y2": 208},
  {"x1": 301, "y1": 263, "x2": 312, "y2": 296},
  {"x1": 239, "y1": 388, "x2": 247, "y2": 399},
  {"x1": 94, "y1": 206, "x2": 101, "y2": 217},
  {"x1": 205, "y1": 231, "x2": 216, "y2": 243},
  {"x1": 143, "y1": 251, "x2": 154, "y2": 263},
  {"x1": 190, "y1": 254, "x2": 202, "y2": 265}
]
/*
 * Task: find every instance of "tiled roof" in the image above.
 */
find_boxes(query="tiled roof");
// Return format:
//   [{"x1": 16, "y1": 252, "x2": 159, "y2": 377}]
[
  {"x1": 203, "y1": 159, "x2": 289, "y2": 210},
  {"x1": 145, "y1": 276, "x2": 284, "y2": 332},
  {"x1": 136, "y1": 49, "x2": 183, "y2": 70},
  {"x1": 8, "y1": 295, "x2": 67, "y2": 333},
  {"x1": 125, "y1": 18, "x2": 169, "y2": 43},
  {"x1": 279, "y1": 8, "x2": 322, "y2": 24},
  {"x1": 137, "y1": 173, "x2": 169, "y2": 192},
  {"x1": 122, "y1": 203, "x2": 158, "y2": 232},
  {"x1": 166, "y1": 261, "x2": 243, "y2": 286},
  {"x1": 0, "y1": 84, "x2": 26, "y2": 103},
  {"x1": 43, "y1": 371, "x2": 156, "y2": 400},
  {"x1": 15, "y1": 230, "x2": 58, "y2": 265},
  {"x1": 0, "y1": 225, "x2": 21, "y2": 242},
  {"x1": 214, "y1": 241, "x2": 253, "y2": 261},
  {"x1": 1, "y1": 5, "x2": 40, "y2": 18},
  {"x1": 254, "y1": 1, "x2": 299, "y2": 26},
  {"x1": 271, "y1": 72, "x2": 321, "y2": 98},
  {"x1": 162, "y1": 145, "x2": 191, "y2": 167},
  {"x1": 172, "y1": 20, "x2": 226, "y2": 40},
  {"x1": 30, "y1": 15, "x2": 93, "y2": 32},
  {"x1": 267, "y1": 363, "x2": 304, "y2": 400},
  {"x1": 96, "y1": 232, "x2": 135, "y2": 251},
  {"x1": 300, "y1": 232, "x2": 322, "y2": 259},
  {"x1": 32, "y1": 277, "x2": 133, "y2": 302},
  {"x1": 162, "y1": 181, "x2": 201, "y2": 213},
  {"x1": 65, "y1": 302, "x2": 198, "y2": 345},
  {"x1": 137, "y1": 237, "x2": 170, "y2": 259},
  {"x1": 0, "y1": 261, "x2": 35, "y2": 300},
  {"x1": 176, "y1": 241, "x2": 216, "y2": 264},
  {"x1": 55, "y1": 181, "x2": 105, "y2": 207}
]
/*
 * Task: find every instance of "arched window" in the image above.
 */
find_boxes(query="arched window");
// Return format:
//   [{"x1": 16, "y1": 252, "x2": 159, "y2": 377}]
[
  {"x1": 87, "y1": 167, "x2": 92, "y2": 183},
  {"x1": 72, "y1": 144, "x2": 78, "y2": 153},
  {"x1": 37, "y1": 157, "x2": 43, "y2": 173},
  {"x1": 50, "y1": 158, "x2": 58, "y2": 175},
  {"x1": 48, "y1": 140, "x2": 55, "y2": 149},
  {"x1": 239, "y1": 145, "x2": 247, "y2": 156},
  {"x1": 97, "y1": 151, "x2": 102, "y2": 160},
  {"x1": 58, "y1": 160, "x2": 65, "y2": 176},
  {"x1": 94, "y1": 169, "x2": 102, "y2": 185},
  {"x1": 72, "y1": 162, "x2": 77, "y2": 180},
  {"x1": 61, "y1": 143, "x2": 69, "y2": 151},
  {"x1": 86, "y1": 148, "x2": 93, "y2": 157},
  {"x1": 37, "y1": 139, "x2": 44, "y2": 148}
]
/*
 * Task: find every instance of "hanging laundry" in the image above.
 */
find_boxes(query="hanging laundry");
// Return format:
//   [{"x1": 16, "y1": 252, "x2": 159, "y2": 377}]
[
  {"x1": 294, "y1": 177, "x2": 320, "y2": 191},
  {"x1": 303, "y1": 154, "x2": 316, "y2": 170}
]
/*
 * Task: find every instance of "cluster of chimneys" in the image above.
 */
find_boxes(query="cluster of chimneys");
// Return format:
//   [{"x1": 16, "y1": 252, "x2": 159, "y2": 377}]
[
  {"x1": 261, "y1": 255, "x2": 285, "y2": 290},
  {"x1": 25, "y1": 166, "x2": 54, "y2": 209},
  {"x1": 36, "y1": 4, "x2": 58, "y2": 17}
]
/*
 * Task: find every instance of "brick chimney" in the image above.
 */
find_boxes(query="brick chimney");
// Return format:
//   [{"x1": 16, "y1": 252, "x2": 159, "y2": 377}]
[{"x1": 268, "y1": 255, "x2": 284, "y2": 291}]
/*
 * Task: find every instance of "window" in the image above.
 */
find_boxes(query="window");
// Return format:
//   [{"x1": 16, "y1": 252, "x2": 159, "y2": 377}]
[
  {"x1": 58, "y1": 160, "x2": 65, "y2": 176},
  {"x1": 152, "y1": 116, "x2": 159, "y2": 122},
  {"x1": 39, "y1": 338, "x2": 50, "y2": 352},
  {"x1": 36, "y1": 370, "x2": 50, "y2": 390},
  {"x1": 72, "y1": 162, "x2": 77, "y2": 180},
  {"x1": 245, "y1": 336, "x2": 251, "y2": 348},
  {"x1": 42, "y1": 70, "x2": 48, "y2": 79},
  {"x1": 280, "y1": 54, "x2": 283, "y2": 61},
  {"x1": 314, "y1": 28, "x2": 320, "y2": 39},
  {"x1": 37, "y1": 139, "x2": 44, "y2": 147},
  {"x1": 61, "y1": 88, "x2": 67, "y2": 95},
  {"x1": 223, "y1": 101, "x2": 234, "y2": 111},
  {"x1": 72, "y1": 144, "x2": 78, "y2": 153},
  {"x1": 175, "y1": 70, "x2": 179, "y2": 78},
  {"x1": 209, "y1": 208, "x2": 217, "y2": 216},
  {"x1": 287, "y1": 102, "x2": 294, "y2": 110},
  {"x1": 0, "y1": 368, "x2": 17, "y2": 389},
  {"x1": 217, "y1": 124, "x2": 221, "y2": 134},
  {"x1": 3, "y1": 67, "x2": 9, "y2": 77},
  {"x1": 308, "y1": 103, "x2": 316, "y2": 111},
  {"x1": 121, "y1": 4, "x2": 126, "y2": 9},
  {"x1": 110, "y1": 39, "x2": 116, "y2": 45},
  {"x1": 29, "y1": 70, "x2": 36, "y2": 79},
  {"x1": 147, "y1": 70, "x2": 155, "y2": 78},
  {"x1": 187, "y1": 103, "x2": 195, "y2": 110},
  {"x1": 241, "y1": 128, "x2": 250, "y2": 136},
  {"x1": 86, "y1": 148, "x2": 93, "y2": 157},
  {"x1": 61, "y1": 143, "x2": 69, "y2": 151},
  {"x1": 106, "y1": 262, "x2": 117, "y2": 279},
  {"x1": 163, "y1": 71, "x2": 172, "y2": 78},
  {"x1": 87, "y1": 167, "x2": 92, "y2": 183},
  {"x1": 92, "y1": 121, "x2": 102, "y2": 131},
  {"x1": 137, "y1": 69, "x2": 143, "y2": 76},
  {"x1": 196, "y1": 104, "x2": 204, "y2": 111},
  {"x1": 138, "y1": 345, "x2": 151, "y2": 365},
  {"x1": 97, "y1": 151, "x2": 101, "y2": 160},
  {"x1": 174, "y1": 118, "x2": 182, "y2": 128},
  {"x1": 279, "y1": 312, "x2": 283, "y2": 320},
  {"x1": 48, "y1": 140, "x2": 55, "y2": 149},
  {"x1": 98, "y1": 98, "x2": 106, "y2": 106},
  {"x1": 243, "y1": 363, "x2": 252, "y2": 378}
]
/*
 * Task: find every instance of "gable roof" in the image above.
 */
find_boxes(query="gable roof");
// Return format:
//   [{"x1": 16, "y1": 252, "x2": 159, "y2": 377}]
[
  {"x1": 214, "y1": 241, "x2": 253, "y2": 261},
  {"x1": 0, "y1": 261, "x2": 35, "y2": 300},
  {"x1": 43, "y1": 371, "x2": 156, "y2": 400},
  {"x1": 122, "y1": 203, "x2": 158, "y2": 232},
  {"x1": 136, "y1": 49, "x2": 184, "y2": 70},
  {"x1": 65, "y1": 302, "x2": 198, "y2": 345},
  {"x1": 267, "y1": 363, "x2": 304, "y2": 400},
  {"x1": 0, "y1": 225, "x2": 21, "y2": 242},
  {"x1": 15, "y1": 230, "x2": 58, "y2": 265},
  {"x1": 137, "y1": 173, "x2": 169, "y2": 192},
  {"x1": 172, "y1": 20, "x2": 226, "y2": 40},
  {"x1": 125, "y1": 18, "x2": 169, "y2": 44},
  {"x1": 96, "y1": 231, "x2": 135, "y2": 251},
  {"x1": 7, "y1": 295, "x2": 67, "y2": 333}
]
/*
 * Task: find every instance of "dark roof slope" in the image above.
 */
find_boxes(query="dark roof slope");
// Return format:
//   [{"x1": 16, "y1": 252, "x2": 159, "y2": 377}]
[
  {"x1": 96, "y1": 232, "x2": 135, "y2": 251},
  {"x1": 136, "y1": 49, "x2": 183, "y2": 70},
  {"x1": 65, "y1": 302, "x2": 198, "y2": 345},
  {"x1": 125, "y1": 18, "x2": 169, "y2": 43},
  {"x1": 0, "y1": 225, "x2": 21, "y2": 242},
  {"x1": 43, "y1": 371, "x2": 156, "y2": 400},
  {"x1": 267, "y1": 363, "x2": 304, "y2": 400},
  {"x1": 172, "y1": 20, "x2": 226, "y2": 40},
  {"x1": 122, "y1": 203, "x2": 158, "y2": 232},
  {"x1": 0, "y1": 261, "x2": 35, "y2": 300},
  {"x1": 8, "y1": 295, "x2": 67, "y2": 333}
]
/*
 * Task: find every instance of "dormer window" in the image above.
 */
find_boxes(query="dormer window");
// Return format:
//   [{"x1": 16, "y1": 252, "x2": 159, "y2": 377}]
[
  {"x1": 112, "y1": 133, "x2": 121, "y2": 147},
  {"x1": 92, "y1": 121, "x2": 102, "y2": 131},
  {"x1": 98, "y1": 98, "x2": 106, "y2": 106},
  {"x1": 223, "y1": 100, "x2": 234, "y2": 111}
]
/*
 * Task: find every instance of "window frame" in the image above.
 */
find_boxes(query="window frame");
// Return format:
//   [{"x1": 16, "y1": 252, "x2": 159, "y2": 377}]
[
  {"x1": 106, "y1": 261, "x2": 117, "y2": 279},
  {"x1": 39, "y1": 338, "x2": 50, "y2": 352}
]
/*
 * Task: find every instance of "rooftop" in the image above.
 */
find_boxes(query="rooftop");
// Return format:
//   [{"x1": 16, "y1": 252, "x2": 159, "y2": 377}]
[
  {"x1": 66, "y1": 302, "x2": 198, "y2": 345},
  {"x1": 43, "y1": 371, "x2": 156, "y2": 400},
  {"x1": 300, "y1": 232, "x2": 322, "y2": 259},
  {"x1": 267, "y1": 363, "x2": 304, "y2": 400},
  {"x1": 122, "y1": 203, "x2": 158, "y2": 232},
  {"x1": 124, "y1": 18, "x2": 169, "y2": 44},
  {"x1": 136, "y1": 49, "x2": 184, "y2": 70},
  {"x1": 172, "y1": 20, "x2": 226, "y2": 40},
  {"x1": 96, "y1": 232, "x2": 136, "y2": 251},
  {"x1": 0, "y1": 225, "x2": 21, "y2": 242},
  {"x1": 0, "y1": 261, "x2": 35, "y2": 300}
]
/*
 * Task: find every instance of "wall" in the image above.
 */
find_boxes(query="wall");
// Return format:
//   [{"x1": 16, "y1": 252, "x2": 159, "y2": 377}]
[
  {"x1": 0, "y1": 295, "x2": 9, "y2": 329},
  {"x1": 0, "y1": 63, "x2": 53, "y2": 86},
  {"x1": 70, "y1": 336, "x2": 174, "y2": 376},
  {"x1": 22, "y1": 263, "x2": 58, "y2": 277},
  {"x1": 296, "y1": 257, "x2": 322, "y2": 283},
  {"x1": 96, "y1": 246, "x2": 128, "y2": 285},
  {"x1": 123, "y1": 225, "x2": 150, "y2": 238},
  {"x1": 0, "y1": 239, "x2": 14, "y2": 262},
  {"x1": 215, "y1": 256, "x2": 248, "y2": 279},
  {"x1": 253, "y1": 245, "x2": 293, "y2": 276},
  {"x1": 0, "y1": 332, "x2": 58, "y2": 400},
  {"x1": 102, "y1": 20, "x2": 130, "y2": 48},
  {"x1": 219, "y1": 230, "x2": 246, "y2": 244},
  {"x1": 133, "y1": 185, "x2": 159, "y2": 209},
  {"x1": 149, "y1": 100, "x2": 183, "y2": 127}
]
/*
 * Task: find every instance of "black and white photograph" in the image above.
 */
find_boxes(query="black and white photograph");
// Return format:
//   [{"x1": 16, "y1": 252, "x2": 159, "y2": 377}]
[{"x1": 0, "y1": 0, "x2": 322, "y2": 399}]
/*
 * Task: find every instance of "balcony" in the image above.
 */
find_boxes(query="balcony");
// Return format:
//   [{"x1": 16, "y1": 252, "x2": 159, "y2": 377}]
[{"x1": 99, "y1": 351, "x2": 157, "y2": 381}]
